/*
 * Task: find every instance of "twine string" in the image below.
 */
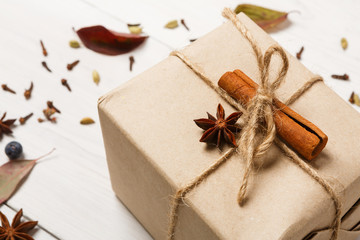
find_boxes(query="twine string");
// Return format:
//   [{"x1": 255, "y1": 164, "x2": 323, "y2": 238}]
[{"x1": 167, "y1": 8, "x2": 341, "y2": 240}]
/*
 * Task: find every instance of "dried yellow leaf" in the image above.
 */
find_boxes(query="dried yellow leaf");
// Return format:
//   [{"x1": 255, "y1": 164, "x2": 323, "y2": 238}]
[
  {"x1": 80, "y1": 117, "x2": 95, "y2": 125},
  {"x1": 234, "y1": 4, "x2": 288, "y2": 30},
  {"x1": 165, "y1": 20, "x2": 178, "y2": 29},
  {"x1": 69, "y1": 40, "x2": 80, "y2": 48},
  {"x1": 354, "y1": 93, "x2": 360, "y2": 107},
  {"x1": 92, "y1": 70, "x2": 100, "y2": 85},
  {"x1": 128, "y1": 26, "x2": 142, "y2": 34},
  {"x1": 341, "y1": 38, "x2": 348, "y2": 50}
]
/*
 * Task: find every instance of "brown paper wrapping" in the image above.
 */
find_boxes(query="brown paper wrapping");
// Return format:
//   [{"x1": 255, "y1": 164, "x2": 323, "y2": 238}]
[{"x1": 98, "y1": 13, "x2": 360, "y2": 239}]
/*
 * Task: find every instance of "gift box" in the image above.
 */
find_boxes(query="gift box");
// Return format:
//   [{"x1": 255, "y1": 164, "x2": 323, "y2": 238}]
[{"x1": 98, "y1": 12, "x2": 360, "y2": 239}]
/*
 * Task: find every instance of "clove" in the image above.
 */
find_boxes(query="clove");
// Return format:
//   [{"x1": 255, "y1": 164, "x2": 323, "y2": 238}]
[
  {"x1": 61, "y1": 79, "x2": 71, "y2": 92},
  {"x1": 349, "y1": 92, "x2": 355, "y2": 104},
  {"x1": 129, "y1": 56, "x2": 135, "y2": 71},
  {"x1": 42, "y1": 101, "x2": 59, "y2": 123},
  {"x1": 47, "y1": 101, "x2": 61, "y2": 113},
  {"x1": 180, "y1": 19, "x2": 189, "y2": 31},
  {"x1": 331, "y1": 74, "x2": 349, "y2": 80},
  {"x1": 24, "y1": 82, "x2": 33, "y2": 99},
  {"x1": 41, "y1": 61, "x2": 52, "y2": 72},
  {"x1": 67, "y1": 60, "x2": 80, "y2": 71},
  {"x1": 40, "y1": 40, "x2": 48, "y2": 56},
  {"x1": 19, "y1": 113, "x2": 33, "y2": 125},
  {"x1": 296, "y1": 46, "x2": 304, "y2": 60},
  {"x1": 1, "y1": 84, "x2": 16, "y2": 94}
]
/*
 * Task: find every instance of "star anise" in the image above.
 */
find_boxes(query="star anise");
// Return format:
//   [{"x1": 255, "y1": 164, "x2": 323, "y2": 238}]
[
  {"x1": 0, "y1": 209, "x2": 38, "y2": 240},
  {"x1": 194, "y1": 104, "x2": 242, "y2": 147},
  {"x1": 0, "y1": 112, "x2": 16, "y2": 138}
]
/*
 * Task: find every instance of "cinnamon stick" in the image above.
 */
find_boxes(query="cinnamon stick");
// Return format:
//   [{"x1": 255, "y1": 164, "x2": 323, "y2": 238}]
[{"x1": 218, "y1": 69, "x2": 328, "y2": 160}]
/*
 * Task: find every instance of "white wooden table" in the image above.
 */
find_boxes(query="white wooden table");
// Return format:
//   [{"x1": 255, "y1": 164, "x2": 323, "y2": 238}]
[{"x1": 1, "y1": 0, "x2": 359, "y2": 239}]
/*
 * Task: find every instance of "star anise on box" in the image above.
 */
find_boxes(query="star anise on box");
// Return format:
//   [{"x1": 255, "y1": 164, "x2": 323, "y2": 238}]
[
  {"x1": 0, "y1": 112, "x2": 16, "y2": 138},
  {"x1": 0, "y1": 209, "x2": 38, "y2": 240},
  {"x1": 194, "y1": 104, "x2": 242, "y2": 147}
]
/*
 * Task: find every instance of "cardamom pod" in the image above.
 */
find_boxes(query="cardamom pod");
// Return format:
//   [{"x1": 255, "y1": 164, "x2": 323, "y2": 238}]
[
  {"x1": 128, "y1": 26, "x2": 142, "y2": 34},
  {"x1": 80, "y1": 117, "x2": 95, "y2": 125},
  {"x1": 165, "y1": 20, "x2": 178, "y2": 29},
  {"x1": 69, "y1": 40, "x2": 80, "y2": 48},
  {"x1": 92, "y1": 70, "x2": 100, "y2": 85},
  {"x1": 341, "y1": 38, "x2": 348, "y2": 50}
]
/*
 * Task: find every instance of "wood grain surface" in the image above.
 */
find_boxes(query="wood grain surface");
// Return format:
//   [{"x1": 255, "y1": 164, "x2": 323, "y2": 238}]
[{"x1": 0, "y1": 0, "x2": 359, "y2": 239}]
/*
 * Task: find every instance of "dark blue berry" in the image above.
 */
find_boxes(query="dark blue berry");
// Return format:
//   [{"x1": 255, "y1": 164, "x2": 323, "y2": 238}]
[{"x1": 5, "y1": 141, "x2": 23, "y2": 159}]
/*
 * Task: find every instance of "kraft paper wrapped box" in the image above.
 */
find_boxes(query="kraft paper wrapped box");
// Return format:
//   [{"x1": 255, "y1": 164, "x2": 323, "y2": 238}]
[{"x1": 98, "y1": 13, "x2": 360, "y2": 239}]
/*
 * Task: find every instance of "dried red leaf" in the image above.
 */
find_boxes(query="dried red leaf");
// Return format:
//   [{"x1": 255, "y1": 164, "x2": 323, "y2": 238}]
[{"x1": 76, "y1": 25, "x2": 148, "y2": 55}]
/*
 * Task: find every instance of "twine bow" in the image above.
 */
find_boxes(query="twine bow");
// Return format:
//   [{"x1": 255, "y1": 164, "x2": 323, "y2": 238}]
[
  {"x1": 167, "y1": 8, "x2": 341, "y2": 240},
  {"x1": 237, "y1": 45, "x2": 289, "y2": 204}
]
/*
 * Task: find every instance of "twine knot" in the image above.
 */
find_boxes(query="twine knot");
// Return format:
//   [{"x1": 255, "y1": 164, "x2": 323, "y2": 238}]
[{"x1": 254, "y1": 87, "x2": 274, "y2": 106}]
